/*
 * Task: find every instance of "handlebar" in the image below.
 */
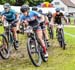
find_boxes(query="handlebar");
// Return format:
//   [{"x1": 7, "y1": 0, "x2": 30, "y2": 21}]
[{"x1": 3, "y1": 19, "x2": 18, "y2": 27}]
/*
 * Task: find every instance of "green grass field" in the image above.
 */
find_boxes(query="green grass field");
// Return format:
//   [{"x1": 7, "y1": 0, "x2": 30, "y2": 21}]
[{"x1": 0, "y1": 26, "x2": 75, "y2": 70}]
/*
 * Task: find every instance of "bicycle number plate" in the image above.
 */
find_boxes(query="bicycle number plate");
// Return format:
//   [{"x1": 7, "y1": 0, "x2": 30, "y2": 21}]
[
  {"x1": 25, "y1": 29, "x2": 33, "y2": 33},
  {"x1": 4, "y1": 22, "x2": 9, "y2": 27},
  {"x1": 57, "y1": 25, "x2": 63, "y2": 28}
]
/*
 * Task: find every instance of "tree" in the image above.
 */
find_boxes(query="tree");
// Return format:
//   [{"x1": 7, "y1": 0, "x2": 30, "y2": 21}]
[
  {"x1": 15, "y1": 0, "x2": 25, "y2": 6},
  {"x1": 28, "y1": 0, "x2": 53, "y2": 6},
  {"x1": 0, "y1": 0, "x2": 16, "y2": 5},
  {"x1": 0, "y1": 0, "x2": 53, "y2": 6}
]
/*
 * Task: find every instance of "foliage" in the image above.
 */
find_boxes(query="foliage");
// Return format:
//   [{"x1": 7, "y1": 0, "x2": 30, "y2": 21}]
[{"x1": 0, "y1": 0, "x2": 53, "y2": 6}]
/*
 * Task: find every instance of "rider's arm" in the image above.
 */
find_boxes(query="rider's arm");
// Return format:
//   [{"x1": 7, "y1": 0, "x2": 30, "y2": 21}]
[
  {"x1": 12, "y1": 10, "x2": 19, "y2": 20},
  {"x1": 45, "y1": 16, "x2": 49, "y2": 23},
  {"x1": 1, "y1": 15, "x2": 6, "y2": 23},
  {"x1": 40, "y1": 15, "x2": 45, "y2": 22},
  {"x1": 12, "y1": 10, "x2": 20, "y2": 30},
  {"x1": 1, "y1": 11, "x2": 6, "y2": 23},
  {"x1": 16, "y1": 19, "x2": 21, "y2": 30},
  {"x1": 19, "y1": 15, "x2": 29, "y2": 27},
  {"x1": 63, "y1": 15, "x2": 68, "y2": 24},
  {"x1": 61, "y1": 13, "x2": 68, "y2": 24},
  {"x1": 16, "y1": 13, "x2": 19, "y2": 20},
  {"x1": 50, "y1": 14, "x2": 55, "y2": 24},
  {"x1": 33, "y1": 11, "x2": 45, "y2": 22},
  {"x1": 44, "y1": 16, "x2": 49, "y2": 25}
]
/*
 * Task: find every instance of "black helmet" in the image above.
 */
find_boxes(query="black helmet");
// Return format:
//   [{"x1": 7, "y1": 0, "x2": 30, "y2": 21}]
[
  {"x1": 32, "y1": 7, "x2": 38, "y2": 11},
  {"x1": 20, "y1": 5, "x2": 30, "y2": 13},
  {"x1": 4, "y1": 3, "x2": 10, "y2": 9}
]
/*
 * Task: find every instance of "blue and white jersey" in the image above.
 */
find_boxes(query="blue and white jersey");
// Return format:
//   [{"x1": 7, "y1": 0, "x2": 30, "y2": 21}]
[{"x1": 20, "y1": 11, "x2": 42, "y2": 26}]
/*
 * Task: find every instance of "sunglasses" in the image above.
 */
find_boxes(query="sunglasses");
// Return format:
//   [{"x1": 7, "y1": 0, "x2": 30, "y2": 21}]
[{"x1": 4, "y1": 8, "x2": 8, "y2": 9}]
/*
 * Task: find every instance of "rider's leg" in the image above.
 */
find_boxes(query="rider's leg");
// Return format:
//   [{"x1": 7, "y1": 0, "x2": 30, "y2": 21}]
[
  {"x1": 16, "y1": 20, "x2": 21, "y2": 31},
  {"x1": 41, "y1": 23, "x2": 50, "y2": 47},
  {"x1": 12, "y1": 27, "x2": 18, "y2": 41},
  {"x1": 12, "y1": 23, "x2": 19, "y2": 48},
  {"x1": 43, "y1": 27, "x2": 49, "y2": 40},
  {"x1": 43, "y1": 28, "x2": 50, "y2": 47},
  {"x1": 1, "y1": 15, "x2": 6, "y2": 23},
  {"x1": 49, "y1": 22, "x2": 54, "y2": 31},
  {"x1": 35, "y1": 26, "x2": 47, "y2": 54},
  {"x1": 35, "y1": 28, "x2": 48, "y2": 57}
]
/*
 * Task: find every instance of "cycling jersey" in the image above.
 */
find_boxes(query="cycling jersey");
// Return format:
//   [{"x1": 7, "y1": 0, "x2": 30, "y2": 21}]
[
  {"x1": 53, "y1": 12, "x2": 64, "y2": 24},
  {"x1": 47, "y1": 13, "x2": 52, "y2": 22},
  {"x1": 20, "y1": 11, "x2": 41, "y2": 27},
  {"x1": 1, "y1": 9, "x2": 16, "y2": 22}
]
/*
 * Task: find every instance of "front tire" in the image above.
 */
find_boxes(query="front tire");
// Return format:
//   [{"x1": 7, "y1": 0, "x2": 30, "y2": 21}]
[
  {"x1": 0, "y1": 34, "x2": 10, "y2": 59},
  {"x1": 57, "y1": 29, "x2": 66, "y2": 50},
  {"x1": 27, "y1": 38, "x2": 42, "y2": 67}
]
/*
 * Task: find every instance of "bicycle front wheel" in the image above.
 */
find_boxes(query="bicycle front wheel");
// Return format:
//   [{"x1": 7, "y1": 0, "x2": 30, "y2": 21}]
[
  {"x1": 27, "y1": 38, "x2": 42, "y2": 67},
  {"x1": 0, "y1": 34, "x2": 10, "y2": 59},
  {"x1": 58, "y1": 29, "x2": 66, "y2": 50},
  {"x1": 60, "y1": 30, "x2": 66, "y2": 50}
]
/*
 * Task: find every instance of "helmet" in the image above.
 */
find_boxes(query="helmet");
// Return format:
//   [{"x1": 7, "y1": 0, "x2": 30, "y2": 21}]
[
  {"x1": 20, "y1": 4, "x2": 30, "y2": 13},
  {"x1": 38, "y1": 9, "x2": 42, "y2": 14},
  {"x1": 32, "y1": 7, "x2": 38, "y2": 11},
  {"x1": 55, "y1": 8, "x2": 60, "y2": 12},
  {"x1": 4, "y1": 3, "x2": 10, "y2": 9}
]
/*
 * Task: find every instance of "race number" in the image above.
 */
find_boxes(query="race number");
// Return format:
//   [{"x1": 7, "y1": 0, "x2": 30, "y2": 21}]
[{"x1": 4, "y1": 21, "x2": 9, "y2": 27}]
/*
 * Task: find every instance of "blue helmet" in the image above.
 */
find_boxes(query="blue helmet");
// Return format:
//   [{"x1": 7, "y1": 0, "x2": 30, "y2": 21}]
[
  {"x1": 55, "y1": 8, "x2": 60, "y2": 12},
  {"x1": 4, "y1": 3, "x2": 10, "y2": 9},
  {"x1": 38, "y1": 9, "x2": 42, "y2": 14}
]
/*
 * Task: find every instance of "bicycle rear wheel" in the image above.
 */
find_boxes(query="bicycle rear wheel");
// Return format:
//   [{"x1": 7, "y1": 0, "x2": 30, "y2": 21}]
[
  {"x1": 0, "y1": 34, "x2": 10, "y2": 59},
  {"x1": 27, "y1": 38, "x2": 42, "y2": 67}
]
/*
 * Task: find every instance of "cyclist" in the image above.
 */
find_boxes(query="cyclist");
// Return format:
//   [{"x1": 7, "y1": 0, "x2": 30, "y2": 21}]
[
  {"x1": 32, "y1": 6, "x2": 38, "y2": 11},
  {"x1": 51, "y1": 8, "x2": 67, "y2": 44},
  {"x1": 51, "y1": 8, "x2": 67, "y2": 25},
  {"x1": 47, "y1": 11, "x2": 52, "y2": 24},
  {"x1": 38, "y1": 9, "x2": 50, "y2": 47},
  {"x1": 1, "y1": 3, "x2": 19, "y2": 49},
  {"x1": 20, "y1": 5, "x2": 48, "y2": 57},
  {"x1": 47, "y1": 11, "x2": 54, "y2": 39},
  {"x1": 32, "y1": 7, "x2": 50, "y2": 47}
]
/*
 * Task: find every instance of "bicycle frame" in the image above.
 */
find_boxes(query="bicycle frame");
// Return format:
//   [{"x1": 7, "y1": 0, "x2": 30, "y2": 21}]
[
  {"x1": 56, "y1": 24, "x2": 63, "y2": 39},
  {"x1": 56, "y1": 24, "x2": 65, "y2": 49},
  {"x1": 4, "y1": 22, "x2": 14, "y2": 45}
]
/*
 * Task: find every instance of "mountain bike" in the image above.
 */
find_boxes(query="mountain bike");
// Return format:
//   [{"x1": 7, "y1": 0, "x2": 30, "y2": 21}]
[
  {"x1": 27, "y1": 26, "x2": 48, "y2": 67},
  {"x1": 3, "y1": 20, "x2": 19, "y2": 52},
  {"x1": 48, "y1": 25, "x2": 54, "y2": 39},
  {"x1": 56, "y1": 24, "x2": 66, "y2": 50}
]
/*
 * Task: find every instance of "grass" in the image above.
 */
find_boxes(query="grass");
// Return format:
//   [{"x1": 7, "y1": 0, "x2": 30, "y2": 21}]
[
  {"x1": 70, "y1": 17, "x2": 75, "y2": 25},
  {"x1": 0, "y1": 25, "x2": 75, "y2": 70},
  {"x1": 64, "y1": 27, "x2": 75, "y2": 35}
]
